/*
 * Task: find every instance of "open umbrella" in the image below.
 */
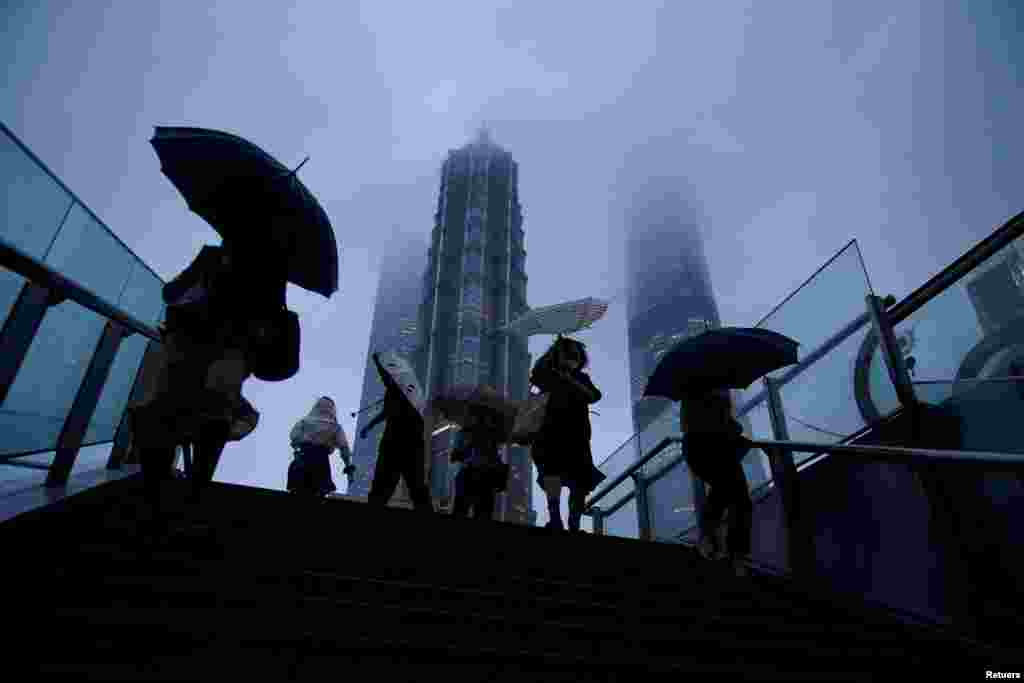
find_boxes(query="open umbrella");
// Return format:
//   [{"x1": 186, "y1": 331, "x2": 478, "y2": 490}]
[
  {"x1": 499, "y1": 297, "x2": 610, "y2": 338},
  {"x1": 643, "y1": 327, "x2": 799, "y2": 400},
  {"x1": 150, "y1": 126, "x2": 338, "y2": 297},
  {"x1": 428, "y1": 384, "x2": 522, "y2": 440},
  {"x1": 372, "y1": 351, "x2": 426, "y2": 417}
]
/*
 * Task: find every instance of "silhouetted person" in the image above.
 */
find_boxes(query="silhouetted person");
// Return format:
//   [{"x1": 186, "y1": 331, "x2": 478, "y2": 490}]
[
  {"x1": 529, "y1": 336, "x2": 605, "y2": 532},
  {"x1": 680, "y1": 388, "x2": 753, "y2": 577},
  {"x1": 131, "y1": 240, "x2": 276, "y2": 545},
  {"x1": 360, "y1": 356, "x2": 433, "y2": 511},
  {"x1": 288, "y1": 396, "x2": 355, "y2": 498},
  {"x1": 451, "y1": 406, "x2": 507, "y2": 520}
]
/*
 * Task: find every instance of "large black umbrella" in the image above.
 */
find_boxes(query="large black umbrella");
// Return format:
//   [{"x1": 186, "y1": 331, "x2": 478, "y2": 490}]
[
  {"x1": 150, "y1": 126, "x2": 338, "y2": 297},
  {"x1": 643, "y1": 327, "x2": 799, "y2": 400}
]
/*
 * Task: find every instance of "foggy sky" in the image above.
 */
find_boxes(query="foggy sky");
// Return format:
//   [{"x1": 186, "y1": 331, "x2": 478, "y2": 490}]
[{"x1": 3, "y1": 1, "x2": 1023, "y2": 520}]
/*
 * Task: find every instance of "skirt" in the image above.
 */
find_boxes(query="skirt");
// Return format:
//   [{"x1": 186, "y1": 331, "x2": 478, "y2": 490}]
[
  {"x1": 287, "y1": 444, "x2": 337, "y2": 496},
  {"x1": 530, "y1": 439, "x2": 606, "y2": 493}
]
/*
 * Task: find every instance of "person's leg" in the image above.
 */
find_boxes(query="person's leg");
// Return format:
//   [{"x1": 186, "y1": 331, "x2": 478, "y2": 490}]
[
  {"x1": 189, "y1": 420, "x2": 230, "y2": 506},
  {"x1": 133, "y1": 404, "x2": 179, "y2": 539},
  {"x1": 687, "y1": 445, "x2": 727, "y2": 558},
  {"x1": 368, "y1": 446, "x2": 401, "y2": 506},
  {"x1": 397, "y1": 441, "x2": 434, "y2": 512},
  {"x1": 474, "y1": 484, "x2": 497, "y2": 521},
  {"x1": 720, "y1": 456, "x2": 753, "y2": 562},
  {"x1": 542, "y1": 475, "x2": 564, "y2": 529},
  {"x1": 567, "y1": 487, "x2": 587, "y2": 532},
  {"x1": 452, "y1": 468, "x2": 470, "y2": 517}
]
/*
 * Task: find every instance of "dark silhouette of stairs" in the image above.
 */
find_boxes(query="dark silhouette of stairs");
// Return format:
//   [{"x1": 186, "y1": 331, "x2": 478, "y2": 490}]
[{"x1": 5, "y1": 476, "x2": 1015, "y2": 681}]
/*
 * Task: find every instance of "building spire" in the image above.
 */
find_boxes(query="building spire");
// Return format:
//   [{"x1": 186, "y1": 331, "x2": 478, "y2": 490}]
[{"x1": 475, "y1": 122, "x2": 492, "y2": 146}]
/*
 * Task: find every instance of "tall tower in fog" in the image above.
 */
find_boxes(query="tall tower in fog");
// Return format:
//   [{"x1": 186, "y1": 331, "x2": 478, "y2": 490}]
[
  {"x1": 416, "y1": 127, "x2": 533, "y2": 524},
  {"x1": 349, "y1": 232, "x2": 427, "y2": 501},
  {"x1": 625, "y1": 180, "x2": 721, "y2": 538}
]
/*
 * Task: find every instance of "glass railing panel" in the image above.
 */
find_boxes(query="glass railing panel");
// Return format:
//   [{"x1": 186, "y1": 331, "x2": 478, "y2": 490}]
[
  {"x1": 757, "y1": 240, "x2": 874, "y2": 370},
  {"x1": 0, "y1": 127, "x2": 74, "y2": 260},
  {"x1": 0, "y1": 302, "x2": 106, "y2": 457},
  {"x1": 82, "y1": 334, "x2": 148, "y2": 445},
  {"x1": 646, "y1": 456, "x2": 696, "y2": 542},
  {"x1": 44, "y1": 202, "x2": 135, "y2": 305},
  {"x1": 69, "y1": 443, "x2": 114, "y2": 477},
  {"x1": 594, "y1": 433, "x2": 640, "y2": 493},
  {"x1": 738, "y1": 401, "x2": 775, "y2": 489},
  {"x1": 603, "y1": 496, "x2": 639, "y2": 540},
  {"x1": 778, "y1": 322, "x2": 874, "y2": 465},
  {"x1": 0, "y1": 457, "x2": 50, "y2": 496},
  {"x1": 116, "y1": 260, "x2": 165, "y2": 327},
  {"x1": 590, "y1": 472, "x2": 635, "y2": 512}
]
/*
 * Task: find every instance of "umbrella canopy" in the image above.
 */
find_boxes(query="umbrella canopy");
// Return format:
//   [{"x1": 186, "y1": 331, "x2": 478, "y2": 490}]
[
  {"x1": 428, "y1": 384, "x2": 522, "y2": 440},
  {"x1": 372, "y1": 351, "x2": 426, "y2": 417},
  {"x1": 502, "y1": 297, "x2": 609, "y2": 337},
  {"x1": 643, "y1": 327, "x2": 799, "y2": 400},
  {"x1": 150, "y1": 126, "x2": 338, "y2": 297}
]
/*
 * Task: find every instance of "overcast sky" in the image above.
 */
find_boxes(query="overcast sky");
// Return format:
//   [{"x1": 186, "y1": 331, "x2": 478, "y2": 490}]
[{"x1": 4, "y1": 1, "x2": 1023, "y2": 518}]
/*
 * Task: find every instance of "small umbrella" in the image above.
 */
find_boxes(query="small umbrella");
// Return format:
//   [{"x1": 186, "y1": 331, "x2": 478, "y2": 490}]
[
  {"x1": 428, "y1": 384, "x2": 522, "y2": 440},
  {"x1": 501, "y1": 297, "x2": 610, "y2": 338},
  {"x1": 150, "y1": 126, "x2": 339, "y2": 297},
  {"x1": 643, "y1": 327, "x2": 799, "y2": 400},
  {"x1": 372, "y1": 351, "x2": 426, "y2": 417}
]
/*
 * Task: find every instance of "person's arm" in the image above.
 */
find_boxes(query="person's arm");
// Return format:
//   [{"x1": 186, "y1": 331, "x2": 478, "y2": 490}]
[
  {"x1": 359, "y1": 412, "x2": 386, "y2": 438},
  {"x1": 555, "y1": 369, "x2": 601, "y2": 404},
  {"x1": 163, "y1": 246, "x2": 215, "y2": 304}
]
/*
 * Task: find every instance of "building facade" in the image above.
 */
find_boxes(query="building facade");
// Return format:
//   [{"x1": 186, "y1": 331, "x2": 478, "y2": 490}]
[
  {"x1": 349, "y1": 233, "x2": 428, "y2": 501},
  {"x1": 624, "y1": 182, "x2": 722, "y2": 540},
  {"x1": 415, "y1": 128, "x2": 533, "y2": 524}
]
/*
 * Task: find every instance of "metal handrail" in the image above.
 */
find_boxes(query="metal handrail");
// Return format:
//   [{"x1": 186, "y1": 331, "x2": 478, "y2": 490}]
[
  {"x1": 587, "y1": 436, "x2": 678, "y2": 508},
  {"x1": 748, "y1": 438, "x2": 1024, "y2": 468},
  {"x1": 587, "y1": 424, "x2": 1024, "y2": 517},
  {"x1": 1, "y1": 122, "x2": 165, "y2": 285},
  {"x1": 887, "y1": 210, "x2": 1024, "y2": 325},
  {"x1": 589, "y1": 211, "x2": 1024, "y2": 505},
  {"x1": 0, "y1": 236, "x2": 162, "y2": 342}
]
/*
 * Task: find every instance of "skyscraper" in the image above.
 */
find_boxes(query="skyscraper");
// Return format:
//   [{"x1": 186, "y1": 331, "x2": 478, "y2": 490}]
[
  {"x1": 349, "y1": 232, "x2": 428, "y2": 501},
  {"x1": 625, "y1": 180, "x2": 721, "y2": 540},
  {"x1": 416, "y1": 128, "x2": 533, "y2": 524}
]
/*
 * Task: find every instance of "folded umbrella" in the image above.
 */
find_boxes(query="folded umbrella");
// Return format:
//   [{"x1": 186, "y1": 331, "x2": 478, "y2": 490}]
[
  {"x1": 372, "y1": 351, "x2": 426, "y2": 418},
  {"x1": 643, "y1": 327, "x2": 799, "y2": 400},
  {"x1": 150, "y1": 126, "x2": 338, "y2": 297}
]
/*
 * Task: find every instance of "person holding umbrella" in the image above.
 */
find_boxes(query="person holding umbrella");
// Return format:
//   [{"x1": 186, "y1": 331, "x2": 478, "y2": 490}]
[
  {"x1": 131, "y1": 238, "x2": 272, "y2": 545},
  {"x1": 679, "y1": 388, "x2": 753, "y2": 575},
  {"x1": 644, "y1": 326, "x2": 800, "y2": 577},
  {"x1": 449, "y1": 405, "x2": 510, "y2": 520},
  {"x1": 529, "y1": 336, "x2": 606, "y2": 532},
  {"x1": 359, "y1": 352, "x2": 433, "y2": 512},
  {"x1": 134, "y1": 125, "x2": 340, "y2": 545},
  {"x1": 287, "y1": 396, "x2": 356, "y2": 498}
]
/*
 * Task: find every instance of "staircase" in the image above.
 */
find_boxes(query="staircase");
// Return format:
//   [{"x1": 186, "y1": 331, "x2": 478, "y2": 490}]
[{"x1": 5, "y1": 476, "x2": 1012, "y2": 681}]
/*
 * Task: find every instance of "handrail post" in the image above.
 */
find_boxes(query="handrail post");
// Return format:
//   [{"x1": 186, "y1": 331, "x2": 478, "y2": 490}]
[
  {"x1": 631, "y1": 471, "x2": 653, "y2": 541},
  {"x1": 47, "y1": 319, "x2": 127, "y2": 486},
  {"x1": 866, "y1": 294, "x2": 916, "y2": 408},
  {"x1": 764, "y1": 376, "x2": 807, "y2": 573},
  {"x1": 590, "y1": 505, "x2": 606, "y2": 536},
  {"x1": 0, "y1": 282, "x2": 64, "y2": 408}
]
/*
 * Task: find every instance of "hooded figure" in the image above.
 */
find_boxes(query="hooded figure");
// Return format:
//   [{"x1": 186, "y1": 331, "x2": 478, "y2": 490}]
[{"x1": 287, "y1": 397, "x2": 355, "y2": 497}]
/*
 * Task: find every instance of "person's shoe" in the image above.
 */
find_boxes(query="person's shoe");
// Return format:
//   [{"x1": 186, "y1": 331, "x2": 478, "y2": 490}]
[
  {"x1": 697, "y1": 536, "x2": 721, "y2": 560},
  {"x1": 544, "y1": 520, "x2": 564, "y2": 531}
]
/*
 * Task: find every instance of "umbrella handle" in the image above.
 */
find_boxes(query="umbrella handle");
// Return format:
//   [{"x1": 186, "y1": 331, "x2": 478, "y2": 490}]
[{"x1": 350, "y1": 396, "x2": 385, "y2": 417}]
